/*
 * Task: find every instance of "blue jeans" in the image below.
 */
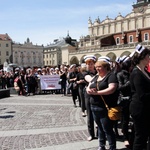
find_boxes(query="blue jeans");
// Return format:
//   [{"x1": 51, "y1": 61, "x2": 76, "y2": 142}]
[{"x1": 91, "y1": 105, "x2": 116, "y2": 150}]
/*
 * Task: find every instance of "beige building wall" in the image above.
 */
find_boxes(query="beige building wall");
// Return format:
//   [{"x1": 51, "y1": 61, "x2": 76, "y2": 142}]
[
  {"x1": 68, "y1": 4, "x2": 150, "y2": 65},
  {"x1": 43, "y1": 47, "x2": 61, "y2": 67},
  {"x1": 88, "y1": 5, "x2": 150, "y2": 37},
  {"x1": 0, "y1": 40, "x2": 12, "y2": 65},
  {"x1": 13, "y1": 38, "x2": 43, "y2": 68}
]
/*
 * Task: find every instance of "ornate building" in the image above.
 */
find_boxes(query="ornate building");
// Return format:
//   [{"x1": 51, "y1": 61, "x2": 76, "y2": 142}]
[
  {"x1": 67, "y1": 0, "x2": 150, "y2": 65},
  {"x1": 44, "y1": 33, "x2": 77, "y2": 67},
  {"x1": 0, "y1": 33, "x2": 12, "y2": 68},
  {"x1": 12, "y1": 38, "x2": 44, "y2": 68}
]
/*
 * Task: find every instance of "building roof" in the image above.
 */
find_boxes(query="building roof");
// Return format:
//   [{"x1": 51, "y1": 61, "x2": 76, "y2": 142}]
[
  {"x1": 45, "y1": 39, "x2": 66, "y2": 48},
  {"x1": 0, "y1": 33, "x2": 12, "y2": 41}
]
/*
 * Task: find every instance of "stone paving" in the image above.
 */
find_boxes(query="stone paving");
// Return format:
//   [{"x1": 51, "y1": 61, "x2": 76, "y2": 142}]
[{"x1": 0, "y1": 94, "x2": 129, "y2": 150}]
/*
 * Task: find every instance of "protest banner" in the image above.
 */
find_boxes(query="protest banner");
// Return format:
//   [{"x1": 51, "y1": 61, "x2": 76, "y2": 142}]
[{"x1": 40, "y1": 75, "x2": 61, "y2": 90}]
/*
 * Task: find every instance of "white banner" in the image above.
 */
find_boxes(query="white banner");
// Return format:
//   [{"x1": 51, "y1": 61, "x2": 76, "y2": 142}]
[{"x1": 40, "y1": 75, "x2": 61, "y2": 90}]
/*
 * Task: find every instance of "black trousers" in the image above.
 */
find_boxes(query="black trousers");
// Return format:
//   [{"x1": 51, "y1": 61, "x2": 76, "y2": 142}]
[
  {"x1": 78, "y1": 86, "x2": 85, "y2": 112},
  {"x1": 132, "y1": 114, "x2": 150, "y2": 150},
  {"x1": 84, "y1": 90, "x2": 95, "y2": 138}
]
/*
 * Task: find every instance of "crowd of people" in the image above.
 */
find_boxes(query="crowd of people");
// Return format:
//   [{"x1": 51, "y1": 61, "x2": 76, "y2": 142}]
[
  {"x1": 0, "y1": 64, "x2": 69, "y2": 96},
  {"x1": 67, "y1": 44, "x2": 150, "y2": 150},
  {"x1": 0, "y1": 44, "x2": 150, "y2": 150}
]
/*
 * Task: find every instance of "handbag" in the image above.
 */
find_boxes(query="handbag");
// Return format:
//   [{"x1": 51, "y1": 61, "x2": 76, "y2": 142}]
[{"x1": 100, "y1": 95, "x2": 122, "y2": 121}]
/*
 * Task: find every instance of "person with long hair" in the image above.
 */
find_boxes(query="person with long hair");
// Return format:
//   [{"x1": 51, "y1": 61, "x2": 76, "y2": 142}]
[
  {"x1": 68, "y1": 64, "x2": 78, "y2": 107},
  {"x1": 117, "y1": 56, "x2": 133, "y2": 148},
  {"x1": 129, "y1": 44, "x2": 150, "y2": 150}
]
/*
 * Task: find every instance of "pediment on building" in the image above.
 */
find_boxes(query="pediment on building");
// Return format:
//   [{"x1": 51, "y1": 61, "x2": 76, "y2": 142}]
[
  {"x1": 101, "y1": 18, "x2": 114, "y2": 24},
  {"x1": 125, "y1": 11, "x2": 142, "y2": 18},
  {"x1": 115, "y1": 14, "x2": 124, "y2": 20}
]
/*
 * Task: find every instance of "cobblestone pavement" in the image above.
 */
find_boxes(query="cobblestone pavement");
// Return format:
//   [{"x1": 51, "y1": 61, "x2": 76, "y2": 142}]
[{"x1": 0, "y1": 94, "x2": 128, "y2": 150}]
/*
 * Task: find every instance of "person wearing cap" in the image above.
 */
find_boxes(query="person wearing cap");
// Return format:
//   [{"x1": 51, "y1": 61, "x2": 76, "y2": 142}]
[
  {"x1": 86, "y1": 56, "x2": 118, "y2": 150},
  {"x1": 112, "y1": 57, "x2": 122, "y2": 75},
  {"x1": 83, "y1": 55, "x2": 97, "y2": 141},
  {"x1": 129, "y1": 45, "x2": 150, "y2": 150},
  {"x1": 116, "y1": 56, "x2": 133, "y2": 148}
]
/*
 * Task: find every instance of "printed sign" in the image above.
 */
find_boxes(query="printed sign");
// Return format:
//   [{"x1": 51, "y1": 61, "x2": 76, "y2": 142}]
[{"x1": 40, "y1": 75, "x2": 61, "y2": 90}]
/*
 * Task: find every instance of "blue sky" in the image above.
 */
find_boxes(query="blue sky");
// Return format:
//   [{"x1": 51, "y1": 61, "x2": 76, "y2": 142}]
[{"x1": 0, "y1": 0, "x2": 135, "y2": 46}]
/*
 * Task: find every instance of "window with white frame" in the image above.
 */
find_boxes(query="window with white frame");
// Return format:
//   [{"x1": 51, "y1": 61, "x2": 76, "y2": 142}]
[
  {"x1": 116, "y1": 37, "x2": 120, "y2": 45},
  {"x1": 129, "y1": 35, "x2": 133, "y2": 43},
  {"x1": 144, "y1": 33, "x2": 149, "y2": 41}
]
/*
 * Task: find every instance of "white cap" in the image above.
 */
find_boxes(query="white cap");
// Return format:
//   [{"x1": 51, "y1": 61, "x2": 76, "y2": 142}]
[
  {"x1": 121, "y1": 55, "x2": 130, "y2": 63},
  {"x1": 50, "y1": 68, "x2": 54, "y2": 71},
  {"x1": 55, "y1": 67, "x2": 59, "y2": 70},
  {"x1": 135, "y1": 44, "x2": 145, "y2": 54},
  {"x1": 37, "y1": 68, "x2": 41, "y2": 71},
  {"x1": 84, "y1": 55, "x2": 96, "y2": 62},
  {"x1": 98, "y1": 56, "x2": 110, "y2": 64},
  {"x1": 129, "y1": 51, "x2": 136, "y2": 58},
  {"x1": 15, "y1": 68, "x2": 20, "y2": 71},
  {"x1": 70, "y1": 64, "x2": 76, "y2": 69},
  {"x1": 115, "y1": 57, "x2": 121, "y2": 64}
]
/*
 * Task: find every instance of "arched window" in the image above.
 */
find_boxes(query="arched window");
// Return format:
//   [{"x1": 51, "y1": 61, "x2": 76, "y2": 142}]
[
  {"x1": 129, "y1": 35, "x2": 133, "y2": 43},
  {"x1": 116, "y1": 37, "x2": 120, "y2": 45},
  {"x1": 144, "y1": 33, "x2": 149, "y2": 41}
]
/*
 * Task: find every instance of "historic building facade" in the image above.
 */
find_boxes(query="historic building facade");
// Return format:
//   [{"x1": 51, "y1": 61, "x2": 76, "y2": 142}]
[
  {"x1": 44, "y1": 33, "x2": 77, "y2": 67},
  {"x1": 67, "y1": 0, "x2": 150, "y2": 65},
  {"x1": 0, "y1": 33, "x2": 12, "y2": 67},
  {"x1": 12, "y1": 38, "x2": 44, "y2": 68}
]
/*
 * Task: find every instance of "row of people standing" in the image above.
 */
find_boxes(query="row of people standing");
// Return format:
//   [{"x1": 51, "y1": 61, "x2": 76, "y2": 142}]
[{"x1": 67, "y1": 44, "x2": 150, "y2": 150}]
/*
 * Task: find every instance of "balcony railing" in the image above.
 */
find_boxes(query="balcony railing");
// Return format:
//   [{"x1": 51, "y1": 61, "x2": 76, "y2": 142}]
[{"x1": 69, "y1": 42, "x2": 150, "y2": 54}]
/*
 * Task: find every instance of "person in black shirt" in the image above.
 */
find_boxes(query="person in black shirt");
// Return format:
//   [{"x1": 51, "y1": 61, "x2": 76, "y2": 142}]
[
  {"x1": 117, "y1": 56, "x2": 133, "y2": 148},
  {"x1": 129, "y1": 44, "x2": 150, "y2": 150},
  {"x1": 83, "y1": 55, "x2": 97, "y2": 141},
  {"x1": 59, "y1": 65, "x2": 67, "y2": 96},
  {"x1": 87, "y1": 56, "x2": 118, "y2": 150},
  {"x1": 68, "y1": 64, "x2": 78, "y2": 107},
  {"x1": 76, "y1": 63, "x2": 87, "y2": 117}
]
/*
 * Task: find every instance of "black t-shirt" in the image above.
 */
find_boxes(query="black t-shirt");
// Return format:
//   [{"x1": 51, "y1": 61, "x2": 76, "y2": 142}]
[
  {"x1": 60, "y1": 71, "x2": 67, "y2": 82},
  {"x1": 130, "y1": 67, "x2": 150, "y2": 118},
  {"x1": 76, "y1": 72, "x2": 86, "y2": 88},
  {"x1": 89, "y1": 72, "x2": 119, "y2": 108},
  {"x1": 68, "y1": 71, "x2": 77, "y2": 83},
  {"x1": 83, "y1": 70, "x2": 97, "y2": 86}
]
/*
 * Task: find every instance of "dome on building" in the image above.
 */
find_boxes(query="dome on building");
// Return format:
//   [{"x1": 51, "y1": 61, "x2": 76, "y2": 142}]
[{"x1": 65, "y1": 31, "x2": 72, "y2": 44}]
